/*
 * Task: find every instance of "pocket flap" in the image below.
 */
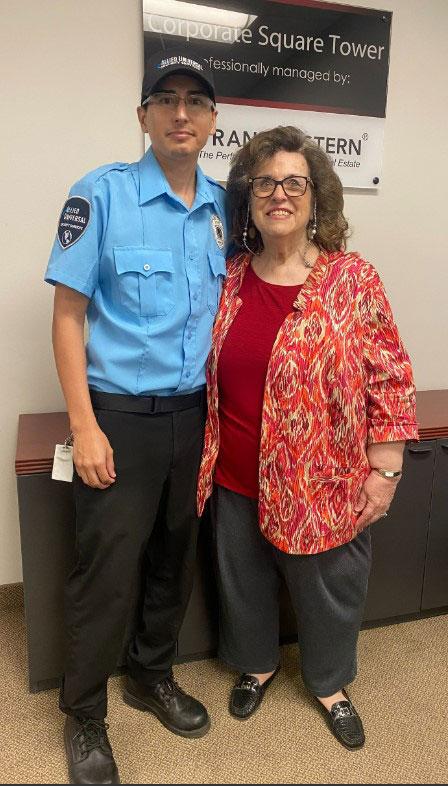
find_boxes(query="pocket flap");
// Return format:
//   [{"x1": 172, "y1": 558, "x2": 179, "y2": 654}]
[
  {"x1": 114, "y1": 247, "x2": 173, "y2": 278},
  {"x1": 207, "y1": 251, "x2": 227, "y2": 278}
]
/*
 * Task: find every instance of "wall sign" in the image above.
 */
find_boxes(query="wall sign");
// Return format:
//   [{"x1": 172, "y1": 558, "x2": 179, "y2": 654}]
[{"x1": 143, "y1": 0, "x2": 392, "y2": 188}]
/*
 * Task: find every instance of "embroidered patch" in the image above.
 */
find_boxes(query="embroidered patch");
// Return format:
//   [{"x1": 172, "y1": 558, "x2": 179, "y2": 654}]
[
  {"x1": 211, "y1": 214, "x2": 224, "y2": 250},
  {"x1": 57, "y1": 196, "x2": 91, "y2": 249}
]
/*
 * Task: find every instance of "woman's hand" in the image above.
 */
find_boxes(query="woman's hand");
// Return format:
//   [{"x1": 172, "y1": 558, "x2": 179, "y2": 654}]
[{"x1": 354, "y1": 470, "x2": 400, "y2": 531}]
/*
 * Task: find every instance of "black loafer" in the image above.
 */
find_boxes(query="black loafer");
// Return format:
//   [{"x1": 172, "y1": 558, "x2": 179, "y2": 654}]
[
  {"x1": 64, "y1": 715, "x2": 120, "y2": 784},
  {"x1": 318, "y1": 691, "x2": 365, "y2": 750},
  {"x1": 123, "y1": 674, "x2": 210, "y2": 738},
  {"x1": 229, "y1": 665, "x2": 280, "y2": 720}
]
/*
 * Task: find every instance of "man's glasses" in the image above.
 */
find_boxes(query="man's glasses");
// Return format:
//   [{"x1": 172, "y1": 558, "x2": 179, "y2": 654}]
[
  {"x1": 249, "y1": 176, "x2": 314, "y2": 198},
  {"x1": 143, "y1": 92, "x2": 215, "y2": 114}
]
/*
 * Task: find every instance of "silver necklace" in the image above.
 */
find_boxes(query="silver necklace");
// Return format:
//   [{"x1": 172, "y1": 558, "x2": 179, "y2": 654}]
[
  {"x1": 298, "y1": 238, "x2": 315, "y2": 268},
  {"x1": 256, "y1": 240, "x2": 317, "y2": 272}
]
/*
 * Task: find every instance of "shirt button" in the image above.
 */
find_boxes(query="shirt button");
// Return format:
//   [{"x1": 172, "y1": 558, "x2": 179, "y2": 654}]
[
  {"x1": 189, "y1": 252, "x2": 194, "y2": 260},
  {"x1": 187, "y1": 333, "x2": 192, "y2": 339},
  {"x1": 143, "y1": 264, "x2": 150, "y2": 271},
  {"x1": 186, "y1": 372, "x2": 191, "y2": 378},
  {"x1": 193, "y1": 293, "x2": 198, "y2": 301}
]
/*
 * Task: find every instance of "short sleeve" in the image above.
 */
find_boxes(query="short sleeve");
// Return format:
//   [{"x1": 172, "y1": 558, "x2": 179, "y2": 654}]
[{"x1": 44, "y1": 175, "x2": 107, "y2": 298}]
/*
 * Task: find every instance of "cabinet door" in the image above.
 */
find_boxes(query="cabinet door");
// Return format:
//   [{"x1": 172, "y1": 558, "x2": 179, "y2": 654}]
[
  {"x1": 17, "y1": 473, "x2": 76, "y2": 690},
  {"x1": 421, "y1": 439, "x2": 448, "y2": 609},
  {"x1": 363, "y1": 442, "x2": 435, "y2": 621}
]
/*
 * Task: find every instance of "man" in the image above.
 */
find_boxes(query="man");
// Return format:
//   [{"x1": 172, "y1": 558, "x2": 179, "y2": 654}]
[{"x1": 45, "y1": 47, "x2": 227, "y2": 784}]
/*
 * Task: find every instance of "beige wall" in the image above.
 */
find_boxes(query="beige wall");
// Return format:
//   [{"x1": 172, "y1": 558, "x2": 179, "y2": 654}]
[{"x1": 1, "y1": 0, "x2": 447, "y2": 584}]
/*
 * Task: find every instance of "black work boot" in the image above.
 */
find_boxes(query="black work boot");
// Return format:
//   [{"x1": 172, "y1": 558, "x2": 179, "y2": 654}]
[
  {"x1": 123, "y1": 674, "x2": 210, "y2": 738},
  {"x1": 64, "y1": 715, "x2": 120, "y2": 784}
]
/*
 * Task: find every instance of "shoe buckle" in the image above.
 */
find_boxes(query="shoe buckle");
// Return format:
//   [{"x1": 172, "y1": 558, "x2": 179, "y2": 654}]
[
  {"x1": 240, "y1": 676, "x2": 258, "y2": 691},
  {"x1": 331, "y1": 701, "x2": 352, "y2": 719}
]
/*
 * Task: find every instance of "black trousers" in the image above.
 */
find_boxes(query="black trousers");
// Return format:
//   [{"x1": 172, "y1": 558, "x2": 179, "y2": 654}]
[
  {"x1": 211, "y1": 484, "x2": 372, "y2": 697},
  {"x1": 60, "y1": 392, "x2": 206, "y2": 719}
]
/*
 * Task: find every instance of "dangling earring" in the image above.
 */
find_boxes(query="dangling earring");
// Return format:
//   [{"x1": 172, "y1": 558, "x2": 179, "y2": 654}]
[
  {"x1": 242, "y1": 203, "x2": 259, "y2": 255},
  {"x1": 308, "y1": 199, "x2": 317, "y2": 241},
  {"x1": 300, "y1": 200, "x2": 318, "y2": 269}
]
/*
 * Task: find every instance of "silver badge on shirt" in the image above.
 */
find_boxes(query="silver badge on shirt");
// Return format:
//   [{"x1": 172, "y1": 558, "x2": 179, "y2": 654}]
[{"x1": 211, "y1": 214, "x2": 225, "y2": 250}]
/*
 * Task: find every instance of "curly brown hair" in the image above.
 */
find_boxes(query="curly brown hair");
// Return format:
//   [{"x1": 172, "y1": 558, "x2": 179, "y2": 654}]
[{"x1": 226, "y1": 125, "x2": 349, "y2": 253}]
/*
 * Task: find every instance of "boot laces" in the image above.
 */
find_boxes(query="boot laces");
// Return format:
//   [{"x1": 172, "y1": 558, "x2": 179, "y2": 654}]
[
  {"x1": 75, "y1": 717, "x2": 110, "y2": 756},
  {"x1": 160, "y1": 675, "x2": 185, "y2": 699}
]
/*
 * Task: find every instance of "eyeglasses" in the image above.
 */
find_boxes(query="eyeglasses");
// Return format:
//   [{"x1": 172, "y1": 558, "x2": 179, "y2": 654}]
[
  {"x1": 249, "y1": 176, "x2": 314, "y2": 198},
  {"x1": 143, "y1": 92, "x2": 215, "y2": 114}
]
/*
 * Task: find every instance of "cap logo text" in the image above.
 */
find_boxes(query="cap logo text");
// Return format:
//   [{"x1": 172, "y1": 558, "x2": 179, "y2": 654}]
[{"x1": 157, "y1": 56, "x2": 203, "y2": 71}]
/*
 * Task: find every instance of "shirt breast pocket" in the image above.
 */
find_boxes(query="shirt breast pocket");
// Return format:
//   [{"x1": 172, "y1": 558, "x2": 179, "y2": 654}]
[
  {"x1": 207, "y1": 251, "x2": 226, "y2": 315},
  {"x1": 114, "y1": 247, "x2": 174, "y2": 318}
]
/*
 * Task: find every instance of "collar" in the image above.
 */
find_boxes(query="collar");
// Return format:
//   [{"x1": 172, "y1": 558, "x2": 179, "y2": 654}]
[
  {"x1": 137, "y1": 147, "x2": 167, "y2": 205},
  {"x1": 138, "y1": 146, "x2": 219, "y2": 210},
  {"x1": 293, "y1": 248, "x2": 330, "y2": 313},
  {"x1": 194, "y1": 165, "x2": 220, "y2": 211}
]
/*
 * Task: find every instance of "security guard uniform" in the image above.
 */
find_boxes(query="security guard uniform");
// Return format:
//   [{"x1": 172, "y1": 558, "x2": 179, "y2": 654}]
[{"x1": 45, "y1": 146, "x2": 227, "y2": 719}]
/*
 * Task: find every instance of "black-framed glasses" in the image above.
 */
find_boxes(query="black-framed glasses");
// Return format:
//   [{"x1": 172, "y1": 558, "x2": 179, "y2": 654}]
[
  {"x1": 143, "y1": 92, "x2": 215, "y2": 114},
  {"x1": 249, "y1": 175, "x2": 314, "y2": 198}
]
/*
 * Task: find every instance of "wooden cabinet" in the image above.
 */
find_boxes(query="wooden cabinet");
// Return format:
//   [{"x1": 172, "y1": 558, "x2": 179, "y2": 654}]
[
  {"x1": 15, "y1": 391, "x2": 448, "y2": 691},
  {"x1": 16, "y1": 470, "x2": 217, "y2": 691},
  {"x1": 364, "y1": 437, "x2": 448, "y2": 621}
]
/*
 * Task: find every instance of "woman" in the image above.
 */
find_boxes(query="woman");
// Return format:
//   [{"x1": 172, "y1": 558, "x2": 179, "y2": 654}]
[{"x1": 197, "y1": 126, "x2": 419, "y2": 749}]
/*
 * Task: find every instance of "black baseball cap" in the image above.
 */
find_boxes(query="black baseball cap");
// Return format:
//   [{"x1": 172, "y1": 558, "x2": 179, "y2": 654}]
[{"x1": 141, "y1": 47, "x2": 216, "y2": 107}]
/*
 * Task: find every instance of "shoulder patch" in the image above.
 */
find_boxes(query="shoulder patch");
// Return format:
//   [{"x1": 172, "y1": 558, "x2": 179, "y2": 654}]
[{"x1": 57, "y1": 196, "x2": 91, "y2": 249}]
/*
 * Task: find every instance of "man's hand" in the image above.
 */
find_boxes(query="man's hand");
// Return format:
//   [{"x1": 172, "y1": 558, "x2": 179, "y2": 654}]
[
  {"x1": 354, "y1": 470, "x2": 400, "y2": 531},
  {"x1": 73, "y1": 424, "x2": 116, "y2": 489}
]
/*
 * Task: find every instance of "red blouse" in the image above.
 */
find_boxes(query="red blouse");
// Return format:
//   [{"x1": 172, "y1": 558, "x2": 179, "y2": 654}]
[{"x1": 215, "y1": 264, "x2": 301, "y2": 498}]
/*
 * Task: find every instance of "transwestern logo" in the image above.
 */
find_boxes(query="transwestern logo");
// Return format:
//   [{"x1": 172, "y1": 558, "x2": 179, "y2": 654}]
[{"x1": 209, "y1": 130, "x2": 363, "y2": 156}]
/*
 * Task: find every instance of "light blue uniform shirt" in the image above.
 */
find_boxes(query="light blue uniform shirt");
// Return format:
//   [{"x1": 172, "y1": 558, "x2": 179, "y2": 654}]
[{"x1": 45, "y1": 147, "x2": 228, "y2": 395}]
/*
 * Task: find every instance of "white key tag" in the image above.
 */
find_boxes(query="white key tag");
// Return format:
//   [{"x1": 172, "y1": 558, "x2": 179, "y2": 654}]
[{"x1": 52, "y1": 435, "x2": 74, "y2": 482}]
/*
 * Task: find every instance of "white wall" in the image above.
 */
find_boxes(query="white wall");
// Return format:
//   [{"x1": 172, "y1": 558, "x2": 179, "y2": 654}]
[
  {"x1": 1, "y1": 0, "x2": 447, "y2": 584},
  {"x1": 0, "y1": 0, "x2": 144, "y2": 584},
  {"x1": 342, "y1": 0, "x2": 448, "y2": 391}
]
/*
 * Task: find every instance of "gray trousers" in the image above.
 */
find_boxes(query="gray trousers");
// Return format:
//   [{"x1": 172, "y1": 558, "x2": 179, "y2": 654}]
[{"x1": 211, "y1": 484, "x2": 372, "y2": 697}]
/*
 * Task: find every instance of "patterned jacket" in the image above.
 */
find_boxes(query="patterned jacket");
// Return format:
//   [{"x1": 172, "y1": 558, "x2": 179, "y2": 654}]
[{"x1": 197, "y1": 250, "x2": 419, "y2": 555}]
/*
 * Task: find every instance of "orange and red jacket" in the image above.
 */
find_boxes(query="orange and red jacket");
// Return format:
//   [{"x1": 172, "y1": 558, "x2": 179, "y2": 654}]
[{"x1": 197, "y1": 250, "x2": 419, "y2": 555}]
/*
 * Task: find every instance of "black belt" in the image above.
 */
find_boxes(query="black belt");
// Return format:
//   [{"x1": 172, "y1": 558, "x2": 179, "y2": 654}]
[{"x1": 89, "y1": 388, "x2": 205, "y2": 415}]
